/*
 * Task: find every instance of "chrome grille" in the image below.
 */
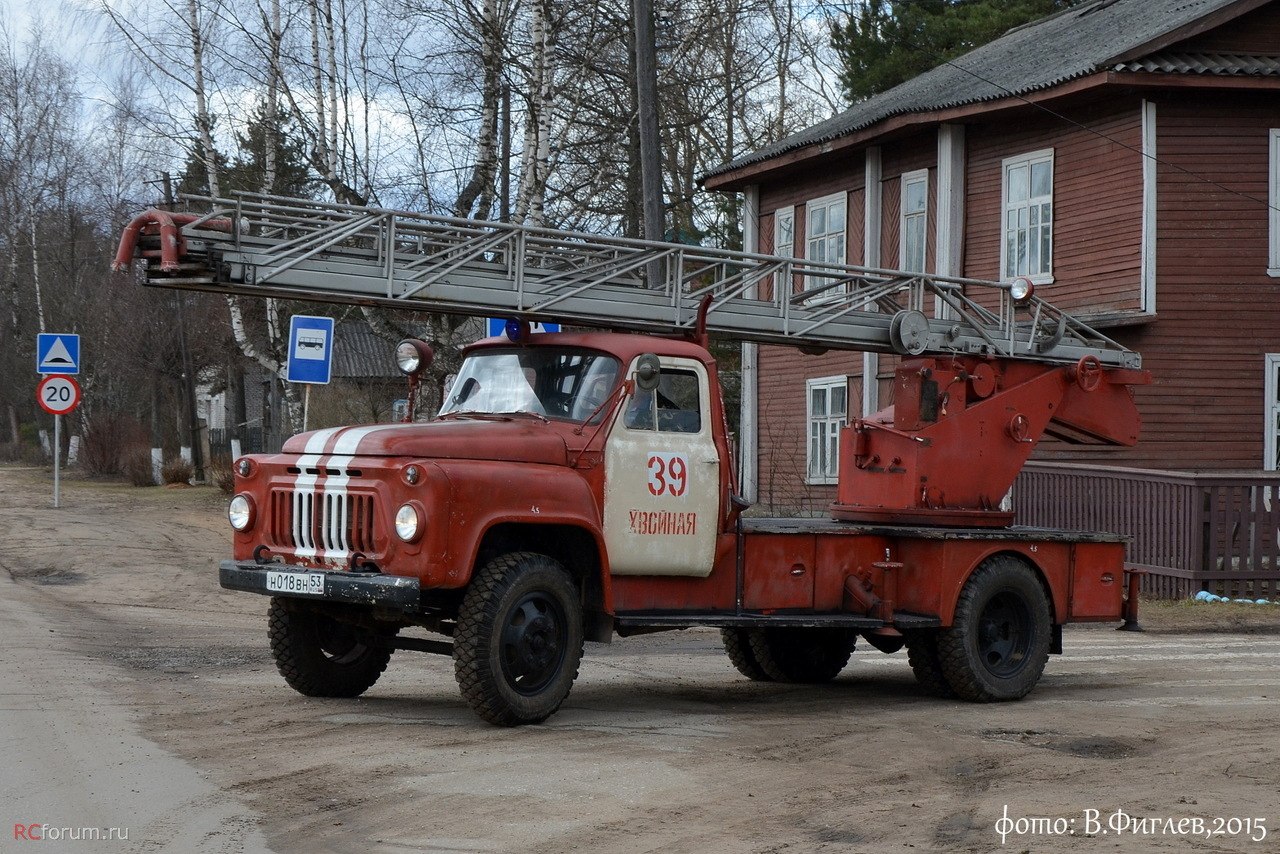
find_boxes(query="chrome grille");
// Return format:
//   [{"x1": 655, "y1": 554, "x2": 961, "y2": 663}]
[{"x1": 271, "y1": 489, "x2": 377, "y2": 556}]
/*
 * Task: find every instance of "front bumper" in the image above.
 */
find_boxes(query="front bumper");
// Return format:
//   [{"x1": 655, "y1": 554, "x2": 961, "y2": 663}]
[{"x1": 219, "y1": 560, "x2": 421, "y2": 609}]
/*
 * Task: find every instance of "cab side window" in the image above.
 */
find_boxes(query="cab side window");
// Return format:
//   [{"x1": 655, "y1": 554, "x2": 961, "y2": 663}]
[{"x1": 624, "y1": 369, "x2": 702, "y2": 433}]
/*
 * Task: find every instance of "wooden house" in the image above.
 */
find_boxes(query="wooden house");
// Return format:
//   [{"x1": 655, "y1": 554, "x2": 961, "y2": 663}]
[{"x1": 703, "y1": 0, "x2": 1280, "y2": 595}]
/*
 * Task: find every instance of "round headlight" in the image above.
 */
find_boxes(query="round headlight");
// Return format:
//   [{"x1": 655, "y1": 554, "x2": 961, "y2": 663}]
[
  {"x1": 395, "y1": 339, "x2": 434, "y2": 376},
  {"x1": 228, "y1": 494, "x2": 254, "y2": 531},
  {"x1": 394, "y1": 503, "x2": 422, "y2": 542},
  {"x1": 1009, "y1": 276, "x2": 1035, "y2": 304},
  {"x1": 236, "y1": 458, "x2": 252, "y2": 477}
]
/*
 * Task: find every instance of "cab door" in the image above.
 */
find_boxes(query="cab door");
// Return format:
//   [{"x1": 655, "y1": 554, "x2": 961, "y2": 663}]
[{"x1": 602, "y1": 357, "x2": 720, "y2": 577}]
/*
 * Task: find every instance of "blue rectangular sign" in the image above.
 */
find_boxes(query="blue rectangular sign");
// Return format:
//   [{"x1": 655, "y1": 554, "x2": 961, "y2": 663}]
[
  {"x1": 485, "y1": 318, "x2": 561, "y2": 338},
  {"x1": 287, "y1": 316, "x2": 335, "y2": 385},
  {"x1": 36, "y1": 333, "x2": 80, "y2": 375}
]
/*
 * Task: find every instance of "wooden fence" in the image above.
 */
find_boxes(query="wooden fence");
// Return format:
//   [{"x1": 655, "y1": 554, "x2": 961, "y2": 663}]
[{"x1": 1014, "y1": 462, "x2": 1280, "y2": 599}]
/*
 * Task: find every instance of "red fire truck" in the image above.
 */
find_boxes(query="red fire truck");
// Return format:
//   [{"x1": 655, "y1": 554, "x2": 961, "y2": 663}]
[{"x1": 116, "y1": 194, "x2": 1148, "y2": 725}]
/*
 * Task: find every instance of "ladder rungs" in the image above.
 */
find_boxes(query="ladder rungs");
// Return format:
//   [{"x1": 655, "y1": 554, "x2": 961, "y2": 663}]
[{"x1": 131, "y1": 193, "x2": 1141, "y2": 369}]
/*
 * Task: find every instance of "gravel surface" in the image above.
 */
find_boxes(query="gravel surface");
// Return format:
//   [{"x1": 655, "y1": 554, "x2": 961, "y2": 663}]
[{"x1": 2, "y1": 464, "x2": 1278, "y2": 853}]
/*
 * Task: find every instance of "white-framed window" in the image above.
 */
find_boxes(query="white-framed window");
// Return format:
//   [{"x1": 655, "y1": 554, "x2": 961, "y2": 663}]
[
  {"x1": 900, "y1": 169, "x2": 928, "y2": 273},
  {"x1": 804, "y1": 192, "x2": 847, "y2": 300},
  {"x1": 1001, "y1": 149, "x2": 1054, "y2": 282},
  {"x1": 806, "y1": 376, "x2": 848, "y2": 484},
  {"x1": 774, "y1": 206, "x2": 795, "y2": 293},
  {"x1": 1269, "y1": 129, "x2": 1279, "y2": 277},
  {"x1": 806, "y1": 192, "x2": 847, "y2": 266},
  {"x1": 1266, "y1": 354, "x2": 1280, "y2": 470}
]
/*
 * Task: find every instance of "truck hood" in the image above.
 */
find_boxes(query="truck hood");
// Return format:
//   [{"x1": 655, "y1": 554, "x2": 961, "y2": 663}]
[{"x1": 281, "y1": 420, "x2": 569, "y2": 465}]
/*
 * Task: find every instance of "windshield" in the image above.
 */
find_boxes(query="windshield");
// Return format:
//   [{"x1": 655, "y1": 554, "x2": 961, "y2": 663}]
[{"x1": 440, "y1": 348, "x2": 621, "y2": 423}]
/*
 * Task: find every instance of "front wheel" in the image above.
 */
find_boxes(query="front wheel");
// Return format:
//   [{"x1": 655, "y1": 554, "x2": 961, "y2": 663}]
[
  {"x1": 454, "y1": 552, "x2": 584, "y2": 726},
  {"x1": 937, "y1": 555, "x2": 1052, "y2": 702},
  {"x1": 268, "y1": 598, "x2": 394, "y2": 698}
]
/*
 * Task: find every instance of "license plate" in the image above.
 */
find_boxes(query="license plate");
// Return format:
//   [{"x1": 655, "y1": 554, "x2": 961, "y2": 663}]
[{"x1": 266, "y1": 570, "x2": 326, "y2": 596}]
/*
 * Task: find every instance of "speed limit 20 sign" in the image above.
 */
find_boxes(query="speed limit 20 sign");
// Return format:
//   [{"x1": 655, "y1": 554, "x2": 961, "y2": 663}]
[{"x1": 37, "y1": 375, "x2": 81, "y2": 415}]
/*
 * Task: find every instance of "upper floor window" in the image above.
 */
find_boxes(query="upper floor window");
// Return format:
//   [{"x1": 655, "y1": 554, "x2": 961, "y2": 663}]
[
  {"x1": 1269, "y1": 129, "x2": 1279, "y2": 277},
  {"x1": 806, "y1": 192, "x2": 847, "y2": 267},
  {"x1": 804, "y1": 192, "x2": 847, "y2": 301},
  {"x1": 1002, "y1": 149, "x2": 1054, "y2": 282},
  {"x1": 774, "y1": 207, "x2": 795, "y2": 293},
  {"x1": 900, "y1": 170, "x2": 928, "y2": 272},
  {"x1": 806, "y1": 375, "x2": 847, "y2": 484}
]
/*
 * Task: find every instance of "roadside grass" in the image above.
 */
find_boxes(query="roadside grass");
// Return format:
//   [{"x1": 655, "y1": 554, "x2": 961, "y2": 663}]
[
  {"x1": 0, "y1": 459, "x2": 229, "y2": 515},
  {"x1": 1139, "y1": 596, "x2": 1280, "y2": 634}
]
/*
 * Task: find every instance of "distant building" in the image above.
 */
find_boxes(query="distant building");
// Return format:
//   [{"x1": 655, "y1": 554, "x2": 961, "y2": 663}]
[{"x1": 202, "y1": 321, "x2": 406, "y2": 455}]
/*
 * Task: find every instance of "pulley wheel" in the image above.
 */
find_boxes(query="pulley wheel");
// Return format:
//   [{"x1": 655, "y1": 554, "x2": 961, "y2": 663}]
[{"x1": 889, "y1": 310, "x2": 930, "y2": 356}]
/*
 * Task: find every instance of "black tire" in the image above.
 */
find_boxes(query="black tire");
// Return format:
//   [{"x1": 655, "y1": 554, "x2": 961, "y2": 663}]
[
  {"x1": 268, "y1": 598, "x2": 394, "y2": 698},
  {"x1": 454, "y1": 552, "x2": 584, "y2": 726},
  {"x1": 721, "y1": 628, "x2": 774, "y2": 681},
  {"x1": 904, "y1": 630, "x2": 955, "y2": 698},
  {"x1": 747, "y1": 628, "x2": 857, "y2": 683},
  {"x1": 937, "y1": 555, "x2": 1052, "y2": 702}
]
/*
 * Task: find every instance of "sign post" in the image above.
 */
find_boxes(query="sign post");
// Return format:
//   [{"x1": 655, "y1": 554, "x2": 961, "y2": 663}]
[
  {"x1": 286, "y1": 316, "x2": 335, "y2": 431},
  {"x1": 36, "y1": 334, "x2": 82, "y2": 509},
  {"x1": 37, "y1": 375, "x2": 82, "y2": 508}
]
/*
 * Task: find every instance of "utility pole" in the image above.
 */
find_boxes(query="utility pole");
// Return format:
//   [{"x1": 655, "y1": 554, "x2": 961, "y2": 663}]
[
  {"x1": 162, "y1": 172, "x2": 205, "y2": 482},
  {"x1": 632, "y1": 0, "x2": 665, "y2": 285}
]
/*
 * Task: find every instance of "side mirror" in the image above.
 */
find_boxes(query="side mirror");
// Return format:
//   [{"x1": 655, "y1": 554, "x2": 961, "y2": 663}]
[{"x1": 634, "y1": 353, "x2": 661, "y2": 391}]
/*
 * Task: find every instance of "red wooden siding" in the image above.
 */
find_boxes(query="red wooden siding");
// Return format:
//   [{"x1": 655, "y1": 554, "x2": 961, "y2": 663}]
[
  {"x1": 964, "y1": 100, "x2": 1145, "y2": 315},
  {"x1": 1036, "y1": 91, "x2": 1280, "y2": 470},
  {"x1": 758, "y1": 153, "x2": 865, "y2": 216},
  {"x1": 1172, "y1": 3, "x2": 1280, "y2": 53},
  {"x1": 756, "y1": 347, "x2": 859, "y2": 514},
  {"x1": 881, "y1": 176, "x2": 901, "y2": 269},
  {"x1": 752, "y1": 157, "x2": 873, "y2": 511},
  {"x1": 758, "y1": 211, "x2": 775, "y2": 255},
  {"x1": 879, "y1": 138, "x2": 935, "y2": 271},
  {"x1": 849, "y1": 187, "x2": 866, "y2": 266}
]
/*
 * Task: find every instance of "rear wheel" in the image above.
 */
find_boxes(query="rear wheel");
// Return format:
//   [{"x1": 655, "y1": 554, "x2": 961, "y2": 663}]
[
  {"x1": 937, "y1": 556, "x2": 1052, "y2": 702},
  {"x1": 268, "y1": 598, "x2": 394, "y2": 698},
  {"x1": 747, "y1": 628, "x2": 857, "y2": 683},
  {"x1": 721, "y1": 628, "x2": 773, "y2": 681},
  {"x1": 904, "y1": 630, "x2": 955, "y2": 698},
  {"x1": 454, "y1": 552, "x2": 584, "y2": 726}
]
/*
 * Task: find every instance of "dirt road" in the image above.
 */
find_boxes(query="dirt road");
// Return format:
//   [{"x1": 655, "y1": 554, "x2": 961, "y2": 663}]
[{"x1": 2, "y1": 465, "x2": 1278, "y2": 853}]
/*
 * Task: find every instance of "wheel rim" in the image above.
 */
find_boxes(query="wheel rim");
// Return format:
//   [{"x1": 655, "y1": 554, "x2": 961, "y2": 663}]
[
  {"x1": 499, "y1": 591, "x2": 568, "y2": 695},
  {"x1": 316, "y1": 617, "x2": 368, "y2": 665},
  {"x1": 976, "y1": 591, "x2": 1033, "y2": 677}
]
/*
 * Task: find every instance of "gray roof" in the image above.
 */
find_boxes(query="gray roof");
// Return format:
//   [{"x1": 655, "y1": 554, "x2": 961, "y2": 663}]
[
  {"x1": 1115, "y1": 50, "x2": 1280, "y2": 75},
  {"x1": 332, "y1": 321, "x2": 398, "y2": 379},
  {"x1": 705, "y1": 0, "x2": 1259, "y2": 181}
]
